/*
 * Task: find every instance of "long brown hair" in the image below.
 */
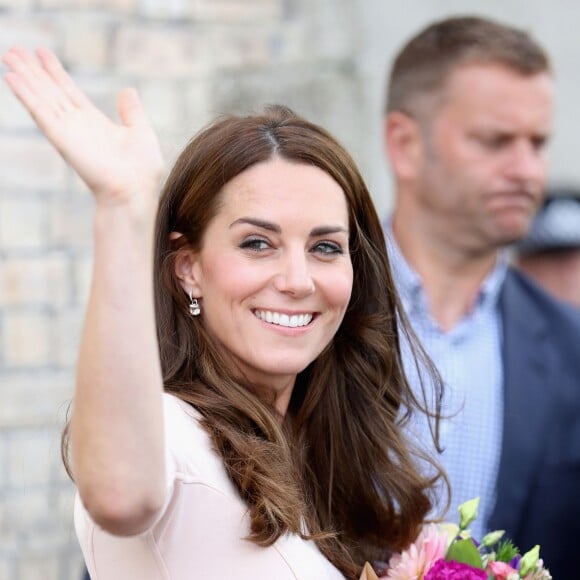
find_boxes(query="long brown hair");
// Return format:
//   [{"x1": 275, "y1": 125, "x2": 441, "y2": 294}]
[{"x1": 155, "y1": 105, "x2": 445, "y2": 578}]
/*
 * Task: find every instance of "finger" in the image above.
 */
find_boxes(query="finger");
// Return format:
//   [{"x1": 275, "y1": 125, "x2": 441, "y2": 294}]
[
  {"x1": 35, "y1": 47, "x2": 91, "y2": 108},
  {"x1": 3, "y1": 71, "x2": 57, "y2": 134},
  {"x1": 3, "y1": 46, "x2": 44, "y2": 79},
  {"x1": 1, "y1": 49, "x2": 40, "y2": 92},
  {"x1": 16, "y1": 46, "x2": 75, "y2": 112},
  {"x1": 4, "y1": 71, "x2": 37, "y2": 110},
  {"x1": 117, "y1": 87, "x2": 149, "y2": 128},
  {"x1": 4, "y1": 46, "x2": 53, "y2": 91},
  {"x1": 3, "y1": 47, "x2": 72, "y2": 114}
]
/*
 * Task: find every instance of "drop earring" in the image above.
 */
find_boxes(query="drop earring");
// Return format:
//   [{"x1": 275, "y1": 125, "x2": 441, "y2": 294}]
[{"x1": 188, "y1": 292, "x2": 201, "y2": 316}]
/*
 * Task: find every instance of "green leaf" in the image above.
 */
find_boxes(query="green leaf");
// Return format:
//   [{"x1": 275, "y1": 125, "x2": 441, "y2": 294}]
[
  {"x1": 446, "y1": 538, "x2": 484, "y2": 569},
  {"x1": 495, "y1": 539, "x2": 519, "y2": 563}
]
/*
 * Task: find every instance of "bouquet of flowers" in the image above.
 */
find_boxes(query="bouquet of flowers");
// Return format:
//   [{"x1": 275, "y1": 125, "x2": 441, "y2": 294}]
[{"x1": 360, "y1": 498, "x2": 551, "y2": 580}]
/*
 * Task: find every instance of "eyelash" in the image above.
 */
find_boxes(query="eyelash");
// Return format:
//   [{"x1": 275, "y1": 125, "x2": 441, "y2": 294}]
[
  {"x1": 239, "y1": 237, "x2": 270, "y2": 252},
  {"x1": 238, "y1": 237, "x2": 344, "y2": 255},
  {"x1": 313, "y1": 241, "x2": 344, "y2": 255}
]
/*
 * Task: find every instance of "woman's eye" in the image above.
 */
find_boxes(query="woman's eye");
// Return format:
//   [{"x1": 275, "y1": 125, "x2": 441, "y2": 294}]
[
  {"x1": 239, "y1": 237, "x2": 270, "y2": 252},
  {"x1": 313, "y1": 241, "x2": 343, "y2": 255}
]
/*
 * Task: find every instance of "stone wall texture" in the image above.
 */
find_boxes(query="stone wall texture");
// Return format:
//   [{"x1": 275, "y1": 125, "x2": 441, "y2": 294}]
[{"x1": 1, "y1": 1, "x2": 579, "y2": 579}]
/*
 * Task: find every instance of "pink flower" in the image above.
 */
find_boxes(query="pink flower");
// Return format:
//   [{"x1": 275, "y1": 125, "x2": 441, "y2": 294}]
[
  {"x1": 487, "y1": 561, "x2": 519, "y2": 579},
  {"x1": 424, "y1": 558, "x2": 487, "y2": 579},
  {"x1": 386, "y1": 525, "x2": 449, "y2": 579}
]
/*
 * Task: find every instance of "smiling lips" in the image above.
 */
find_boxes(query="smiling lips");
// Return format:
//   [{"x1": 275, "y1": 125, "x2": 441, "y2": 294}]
[{"x1": 254, "y1": 310, "x2": 314, "y2": 328}]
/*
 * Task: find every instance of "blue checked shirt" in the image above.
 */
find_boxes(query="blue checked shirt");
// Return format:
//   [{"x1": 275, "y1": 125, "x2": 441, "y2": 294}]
[{"x1": 385, "y1": 227, "x2": 506, "y2": 540}]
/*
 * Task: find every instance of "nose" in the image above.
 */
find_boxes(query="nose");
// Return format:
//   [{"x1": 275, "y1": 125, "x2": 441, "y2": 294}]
[
  {"x1": 505, "y1": 139, "x2": 547, "y2": 185},
  {"x1": 273, "y1": 251, "x2": 315, "y2": 297}
]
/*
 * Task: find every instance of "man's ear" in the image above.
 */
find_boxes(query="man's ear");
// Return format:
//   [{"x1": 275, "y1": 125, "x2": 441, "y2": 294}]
[{"x1": 384, "y1": 111, "x2": 424, "y2": 181}]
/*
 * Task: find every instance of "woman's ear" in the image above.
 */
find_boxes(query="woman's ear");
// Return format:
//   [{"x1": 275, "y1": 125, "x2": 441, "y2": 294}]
[
  {"x1": 170, "y1": 232, "x2": 203, "y2": 296},
  {"x1": 174, "y1": 250, "x2": 203, "y2": 296}
]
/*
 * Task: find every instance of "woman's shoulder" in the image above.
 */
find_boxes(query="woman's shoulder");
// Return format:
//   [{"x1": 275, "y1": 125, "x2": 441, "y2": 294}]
[
  {"x1": 161, "y1": 392, "x2": 222, "y2": 479},
  {"x1": 162, "y1": 391, "x2": 202, "y2": 420},
  {"x1": 163, "y1": 391, "x2": 205, "y2": 436}
]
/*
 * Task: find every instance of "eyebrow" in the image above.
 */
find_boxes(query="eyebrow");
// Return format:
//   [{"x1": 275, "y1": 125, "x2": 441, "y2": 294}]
[
  {"x1": 470, "y1": 125, "x2": 551, "y2": 138},
  {"x1": 230, "y1": 217, "x2": 348, "y2": 236}
]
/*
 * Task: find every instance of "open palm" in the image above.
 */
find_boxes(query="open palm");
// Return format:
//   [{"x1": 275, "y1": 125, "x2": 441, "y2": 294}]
[{"x1": 2, "y1": 47, "x2": 165, "y2": 208}]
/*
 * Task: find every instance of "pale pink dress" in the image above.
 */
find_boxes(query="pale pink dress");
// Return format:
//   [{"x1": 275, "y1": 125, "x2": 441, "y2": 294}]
[{"x1": 75, "y1": 394, "x2": 345, "y2": 579}]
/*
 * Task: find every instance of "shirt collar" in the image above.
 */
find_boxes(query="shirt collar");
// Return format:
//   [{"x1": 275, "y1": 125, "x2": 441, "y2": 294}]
[{"x1": 384, "y1": 219, "x2": 508, "y2": 313}]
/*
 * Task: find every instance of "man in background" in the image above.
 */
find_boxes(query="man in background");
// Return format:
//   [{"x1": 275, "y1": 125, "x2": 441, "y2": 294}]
[
  {"x1": 515, "y1": 188, "x2": 580, "y2": 307},
  {"x1": 383, "y1": 16, "x2": 580, "y2": 578}
]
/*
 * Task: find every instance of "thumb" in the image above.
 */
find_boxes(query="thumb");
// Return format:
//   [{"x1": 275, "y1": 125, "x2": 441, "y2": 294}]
[{"x1": 117, "y1": 87, "x2": 147, "y2": 127}]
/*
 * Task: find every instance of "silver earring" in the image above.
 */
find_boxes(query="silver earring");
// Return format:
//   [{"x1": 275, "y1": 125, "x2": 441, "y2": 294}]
[{"x1": 188, "y1": 292, "x2": 201, "y2": 316}]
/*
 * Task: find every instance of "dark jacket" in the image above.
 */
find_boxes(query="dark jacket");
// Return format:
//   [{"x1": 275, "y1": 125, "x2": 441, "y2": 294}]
[{"x1": 488, "y1": 268, "x2": 580, "y2": 579}]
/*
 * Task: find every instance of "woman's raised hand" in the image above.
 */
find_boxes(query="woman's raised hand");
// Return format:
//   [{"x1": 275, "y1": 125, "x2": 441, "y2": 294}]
[
  {"x1": 2, "y1": 50, "x2": 169, "y2": 534},
  {"x1": 2, "y1": 47, "x2": 165, "y2": 212}
]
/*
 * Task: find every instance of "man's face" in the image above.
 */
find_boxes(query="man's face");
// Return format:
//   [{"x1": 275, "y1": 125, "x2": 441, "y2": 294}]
[{"x1": 413, "y1": 63, "x2": 554, "y2": 253}]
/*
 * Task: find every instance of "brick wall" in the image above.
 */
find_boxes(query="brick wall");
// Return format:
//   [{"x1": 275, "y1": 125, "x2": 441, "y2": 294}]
[
  {"x1": 0, "y1": 1, "x2": 367, "y2": 578},
  {"x1": 6, "y1": 2, "x2": 576, "y2": 578}
]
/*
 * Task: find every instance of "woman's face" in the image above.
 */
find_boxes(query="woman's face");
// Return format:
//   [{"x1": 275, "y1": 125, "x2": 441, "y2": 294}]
[{"x1": 184, "y1": 156, "x2": 353, "y2": 413}]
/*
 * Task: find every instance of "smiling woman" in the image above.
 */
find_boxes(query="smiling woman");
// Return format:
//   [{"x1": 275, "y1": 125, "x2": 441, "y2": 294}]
[
  {"x1": 170, "y1": 157, "x2": 353, "y2": 413},
  {"x1": 3, "y1": 46, "x2": 446, "y2": 580}
]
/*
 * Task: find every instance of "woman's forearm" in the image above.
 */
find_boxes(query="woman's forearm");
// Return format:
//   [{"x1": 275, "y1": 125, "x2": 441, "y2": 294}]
[{"x1": 71, "y1": 202, "x2": 167, "y2": 536}]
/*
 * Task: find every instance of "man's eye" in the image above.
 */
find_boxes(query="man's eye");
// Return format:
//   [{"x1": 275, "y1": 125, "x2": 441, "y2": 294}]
[
  {"x1": 532, "y1": 136, "x2": 548, "y2": 151},
  {"x1": 239, "y1": 238, "x2": 270, "y2": 252},
  {"x1": 313, "y1": 241, "x2": 343, "y2": 255},
  {"x1": 481, "y1": 136, "x2": 509, "y2": 150}
]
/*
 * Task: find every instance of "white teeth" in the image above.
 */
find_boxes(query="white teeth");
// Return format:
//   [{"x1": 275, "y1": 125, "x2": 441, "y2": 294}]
[{"x1": 254, "y1": 310, "x2": 313, "y2": 328}]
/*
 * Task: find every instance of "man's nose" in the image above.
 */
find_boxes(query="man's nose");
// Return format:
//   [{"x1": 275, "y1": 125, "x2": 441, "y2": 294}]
[{"x1": 505, "y1": 139, "x2": 547, "y2": 184}]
